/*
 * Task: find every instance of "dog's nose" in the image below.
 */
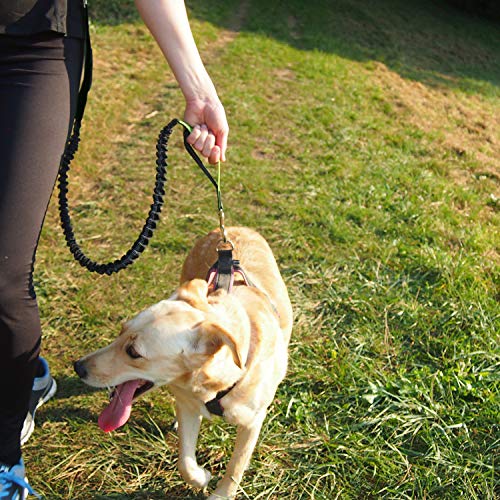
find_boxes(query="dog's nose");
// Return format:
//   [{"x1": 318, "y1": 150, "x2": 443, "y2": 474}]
[{"x1": 74, "y1": 360, "x2": 88, "y2": 379}]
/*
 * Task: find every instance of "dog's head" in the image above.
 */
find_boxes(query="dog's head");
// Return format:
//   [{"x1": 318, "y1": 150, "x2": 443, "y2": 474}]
[{"x1": 74, "y1": 279, "x2": 245, "y2": 432}]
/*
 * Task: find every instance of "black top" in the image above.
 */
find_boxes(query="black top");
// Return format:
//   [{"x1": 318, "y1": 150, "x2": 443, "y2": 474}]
[{"x1": 0, "y1": 0, "x2": 85, "y2": 38}]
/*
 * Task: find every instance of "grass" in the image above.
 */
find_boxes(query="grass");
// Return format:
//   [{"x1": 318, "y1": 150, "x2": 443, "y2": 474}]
[{"x1": 23, "y1": 0, "x2": 499, "y2": 498}]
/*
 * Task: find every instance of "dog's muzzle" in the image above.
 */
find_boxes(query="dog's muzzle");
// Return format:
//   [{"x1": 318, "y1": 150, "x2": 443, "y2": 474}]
[{"x1": 74, "y1": 360, "x2": 88, "y2": 379}]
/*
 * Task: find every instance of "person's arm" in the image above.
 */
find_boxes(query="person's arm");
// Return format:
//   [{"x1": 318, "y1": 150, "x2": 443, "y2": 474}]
[{"x1": 134, "y1": 0, "x2": 228, "y2": 163}]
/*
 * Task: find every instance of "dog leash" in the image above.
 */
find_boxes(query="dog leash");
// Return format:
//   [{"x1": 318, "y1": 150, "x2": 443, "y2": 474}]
[{"x1": 58, "y1": 2, "x2": 230, "y2": 275}]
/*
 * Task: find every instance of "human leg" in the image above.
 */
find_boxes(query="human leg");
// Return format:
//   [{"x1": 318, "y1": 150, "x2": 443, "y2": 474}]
[{"x1": 0, "y1": 32, "x2": 83, "y2": 467}]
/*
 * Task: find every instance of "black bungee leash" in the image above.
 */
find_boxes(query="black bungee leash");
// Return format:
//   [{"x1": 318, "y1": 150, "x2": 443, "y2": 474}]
[{"x1": 58, "y1": 3, "x2": 227, "y2": 276}]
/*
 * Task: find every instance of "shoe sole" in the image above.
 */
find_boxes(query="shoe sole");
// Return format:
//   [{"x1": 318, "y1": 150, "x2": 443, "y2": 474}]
[{"x1": 20, "y1": 378, "x2": 57, "y2": 446}]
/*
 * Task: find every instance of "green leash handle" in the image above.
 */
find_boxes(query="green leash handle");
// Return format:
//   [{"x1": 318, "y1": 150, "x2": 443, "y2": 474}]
[
  {"x1": 177, "y1": 120, "x2": 224, "y2": 214},
  {"x1": 177, "y1": 120, "x2": 228, "y2": 242}
]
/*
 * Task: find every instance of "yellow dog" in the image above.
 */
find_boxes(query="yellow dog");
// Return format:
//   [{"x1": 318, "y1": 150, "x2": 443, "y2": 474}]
[{"x1": 75, "y1": 227, "x2": 293, "y2": 499}]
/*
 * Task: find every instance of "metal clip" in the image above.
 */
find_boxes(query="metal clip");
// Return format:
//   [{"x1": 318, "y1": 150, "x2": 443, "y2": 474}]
[
  {"x1": 219, "y1": 208, "x2": 228, "y2": 242},
  {"x1": 216, "y1": 208, "x2": 234, "y2": 251}
]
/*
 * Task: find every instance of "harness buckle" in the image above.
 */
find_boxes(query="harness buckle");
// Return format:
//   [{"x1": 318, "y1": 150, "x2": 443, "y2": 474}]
[{"x1": 216, "y1": 237, "x2": 234, "y2": 252}]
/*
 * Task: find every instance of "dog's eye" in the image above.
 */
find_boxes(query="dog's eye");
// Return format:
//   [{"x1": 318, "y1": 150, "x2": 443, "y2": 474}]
[{"x1": 126, "y1": 345, "x2": 142, "y2": 359}]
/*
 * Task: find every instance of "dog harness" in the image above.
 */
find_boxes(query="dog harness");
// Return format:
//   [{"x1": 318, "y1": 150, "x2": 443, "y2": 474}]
[
  {"x1": 205, "y1": 247, "x2": 256, "y2": 293},
  {"x1": 204, "y1": 383, "x2": 237, "y2": 417},
  {"x1": 203, "y1": 245, "x2": 279, "y2": 416},
  {"x1": 204, "y1": 246, "x2": 252, "y2": 416}
]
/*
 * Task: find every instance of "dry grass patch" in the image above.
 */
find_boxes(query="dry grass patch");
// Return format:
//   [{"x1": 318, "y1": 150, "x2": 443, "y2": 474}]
[{"x1": 369, "y1": 61, "x2": 499, "y2": 175}]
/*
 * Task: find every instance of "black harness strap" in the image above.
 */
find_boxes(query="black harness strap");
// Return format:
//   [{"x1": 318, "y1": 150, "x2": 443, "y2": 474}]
[
  {"x1": 213, "y1": 249, "x2": 234, "y2": 292},
  {"x1": 205, "y1": 383, "x2": 236, "y2": 417},
  {"x1": 203, "y1": 254, "x2": 278, "y2": 416},
  {"x1": 204, "y1": 247, "x2": 245, "y2": 416},
  {"x1": 206, "y1": 248, "x2": 257, "y2": 294}
]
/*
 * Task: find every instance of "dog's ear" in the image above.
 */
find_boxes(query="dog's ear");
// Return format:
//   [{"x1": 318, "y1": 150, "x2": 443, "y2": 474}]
[
  {"x1": 177, "y1": 279, "x2": 210, "y2": 311},
  {"x1": 195, "y1": 321, "x2": 243, "y2": 369}
]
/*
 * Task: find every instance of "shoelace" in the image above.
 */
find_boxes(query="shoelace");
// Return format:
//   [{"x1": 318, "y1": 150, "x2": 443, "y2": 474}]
[{"x1": 0, "y1": 469, "x2": 40, "y2": 499}]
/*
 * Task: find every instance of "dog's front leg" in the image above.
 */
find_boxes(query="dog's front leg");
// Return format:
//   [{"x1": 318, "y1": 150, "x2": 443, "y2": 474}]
[
  {"x1": 175, "y1": 400, "x2": 211, "y2": 489},
  {"x1": 209, "y1": 410, "x2": 267, "y2": 499}
]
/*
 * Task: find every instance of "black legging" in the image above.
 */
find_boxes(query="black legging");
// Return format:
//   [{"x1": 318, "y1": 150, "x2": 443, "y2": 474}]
[{"x1": 0, "y1": 32, "x2": 83, "y2": 465}]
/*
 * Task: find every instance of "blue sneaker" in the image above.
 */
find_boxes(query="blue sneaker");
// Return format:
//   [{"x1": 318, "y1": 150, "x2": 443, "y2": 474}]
[
  {"x1": 20, "y1": 357, "x2": 57, "y2": 445},
  {"x1": 0, "y1": 459, "x2": 39, "y2": 499}
]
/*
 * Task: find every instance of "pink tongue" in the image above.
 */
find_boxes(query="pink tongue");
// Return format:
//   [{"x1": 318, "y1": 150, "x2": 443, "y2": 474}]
[{"x1": 98, "y1": 380, "x2": 141, "y2": 432}]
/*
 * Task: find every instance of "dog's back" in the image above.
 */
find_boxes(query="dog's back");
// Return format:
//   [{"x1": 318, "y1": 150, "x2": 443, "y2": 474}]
[{"x1": 180, "y1": 226, "x2": 293, "y2": 343}]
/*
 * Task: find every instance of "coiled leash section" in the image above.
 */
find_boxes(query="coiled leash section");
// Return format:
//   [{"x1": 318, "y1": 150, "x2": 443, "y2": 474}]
[
  {"x1": 59, "y1": 115, "x2": 227, "y2": 275},
  {"x1": 60, "y1": 120, "x2": 154, "y2": 275},
  {"x1": 59, "y1": 113, "x2": 226, "y2": 275}
]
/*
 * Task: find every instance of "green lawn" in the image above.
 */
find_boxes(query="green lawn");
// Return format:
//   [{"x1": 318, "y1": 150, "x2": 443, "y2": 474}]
[{"x1": 25, "y1": 1, "x2": 498, "y2": 498}]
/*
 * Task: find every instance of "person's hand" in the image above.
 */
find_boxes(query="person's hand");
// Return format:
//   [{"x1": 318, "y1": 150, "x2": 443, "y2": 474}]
[
  {"x1": 133, "y1": 0, "x2": 229, "y2": 163},
  {"x1": 184, "y1": 97, "x2": 228, "y2": 164}
]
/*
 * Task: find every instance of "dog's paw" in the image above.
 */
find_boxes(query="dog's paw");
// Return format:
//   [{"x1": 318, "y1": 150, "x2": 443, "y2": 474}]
[
  {"x1": 182, "y1": 466, "x2": 211, "y2": 490},
  {"x1": 208, "y1": 482, "x2": 237, "y2": 500},
  {"x1": 207, "y1": 492, "x2": 233, "y2": 500}
]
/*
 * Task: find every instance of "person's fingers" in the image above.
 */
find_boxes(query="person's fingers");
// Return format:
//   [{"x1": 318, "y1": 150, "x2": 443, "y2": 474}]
[
  {"x1": 208, "y1": 145, "x2": 221, "y2": 165},
  {"x1": 194, "y1": 125, "x2": 209, "y2": 151},
  {"x1": 186, "y1": 125, "x2": 202, "y2": 146},
  {"x1": 202, "y1": 133, "x2": 216, "y2": 159},
  {"x1": 216, "y1": 128, "x2": 228, "y2": 162},
  {"x1": 184, "y1": 117, "x2": 226, "y2": 164}
]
